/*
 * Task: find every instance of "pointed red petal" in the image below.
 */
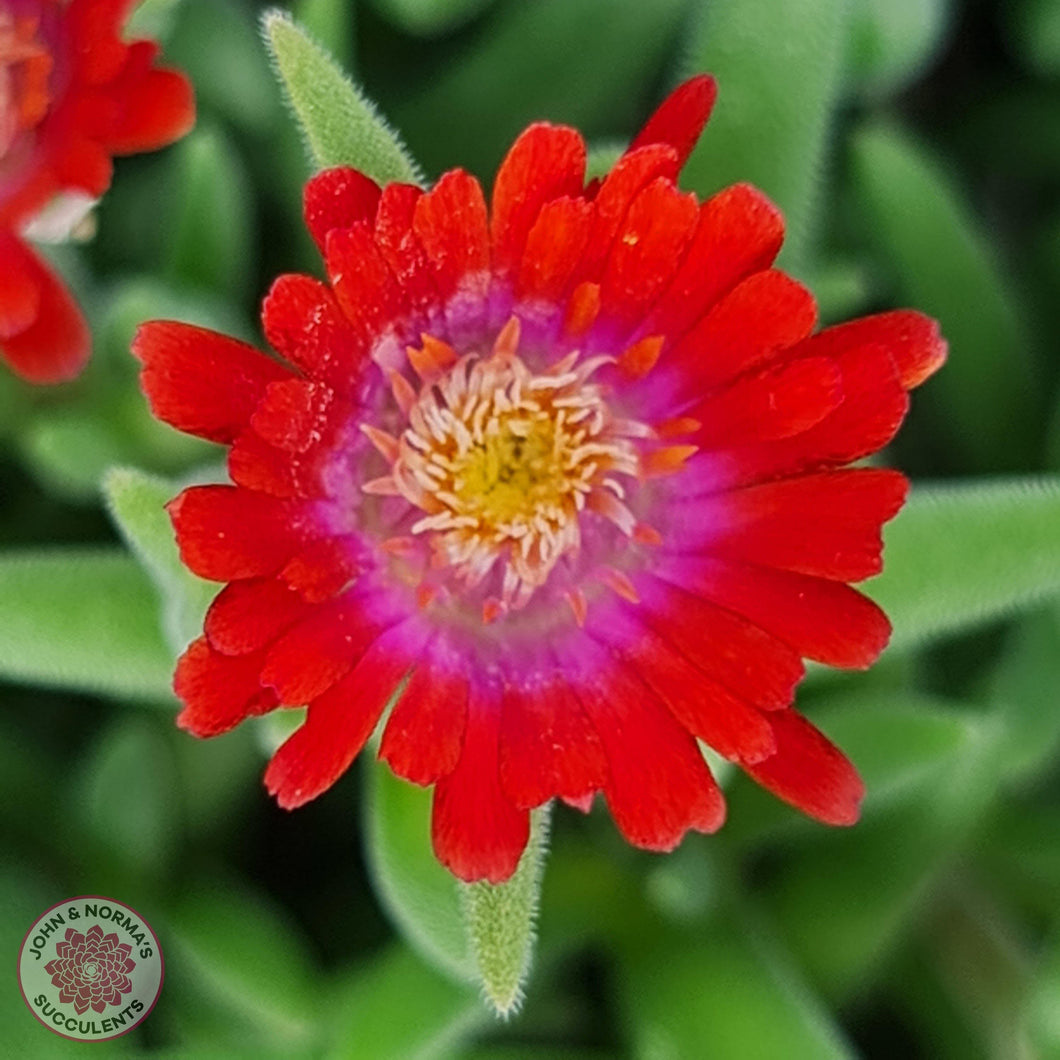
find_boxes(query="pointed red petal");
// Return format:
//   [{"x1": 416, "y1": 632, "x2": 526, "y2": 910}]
[
  {"x1": 174, "y1": 637, "x2": 277, "y2": 737},
  {"x1": 597, "y1": 178, "x2": 699, "y2": 336},
  {"x1": 265, "y1": 627, "x2": 420, "y2": 809},
  {"x1": 262, "y1": 273, "x2": 369, "y2": 384},
  {"x1": 204, "y1": 578, "x2": 312, "y2": 656},
  {"x1": 499, "y1": 670, "x2": 607, "y2": 809},
  {"x1": 250, "y1": 379, "x2": 334, "y2": 453},
  {"x1": 135, "y1": 321, "x2": 290, "y2": 442},
  {"x1": 0, "y1": 235, "x2": 90, "y2": 383},
  {"x1": 689, "y1": 468, "x2": 910, "y2": 581},
  {"x1": 168, "y1": 485, "x2": 313, "y2": 581},
  {"x1": 634, "y1": 575, "x2": 805, "y2": 710},
  {"x1": 628, "y1": 75, "x2": 717, "y2": 170},
  {"x1": 743, "y1": 710, "x2": 864, "y2": 825},
  {"x1": 568, "y1": 643, "x2": 726, "y2": 849},
  {"x1": 689, "y1": 356, "x2": 843, "y2": 449},
  {"x1": 325, "y1": 222, "x2": 404, "y2": 343},
  {"x1": 491, "y1": 123, "x2": 587, "y2": 275},
  {"x1": 304, "y1": 167, "x2": 382, "y2": 258},
  {"x1": 108, "y1": 66, "x2": 195, "y2": 153},
  {"x1": 432, "y1": 692, "x2": 529, "y2": 883},
  {"x1": 380, "y1": 656, "x2": 468, "y2": 785},
  {"x1": 374, "y1": 183, "x2": 440, "y2": 320},
  {"x1": 660, "y1": 556, "x2": 892, "y2": 670},
  {"x1": 514, "y1": 195, "x2": 594, "y2": 304},
  {"x1": 585, "y1": 608, "x2": 775, "y2": 765}
]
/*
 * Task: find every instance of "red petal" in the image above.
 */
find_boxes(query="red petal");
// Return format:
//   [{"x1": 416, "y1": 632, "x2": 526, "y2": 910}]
[
  {"x1": 265, "y1": 626, "x2": 420, "y2": 809},
  {"x1": 816, "y1": 310, "x2": 947, "y2": 391},
  {"x1": 491, "y1": 123, "x2": 587, "y2": 276},
  {"x1": 204, "y1": 579, "x2": 312, "y2": 656},
  {"x1": 280, "y1": 536, "x2": 362, "y2": 602},
  {"x1": 250, "y1": 379, "x2": 334, "y2": 453},
  {"x1": 634, "y1": 575, "x2": 804, "y2": 710},
  {"x1": 108, "y1": 66, "x2": 195, "y2": 153},
  {"x1": 325, "y1": 223, "x2": 404, "y2": 343},
  {"x1": 432, "y1": 692, "x2": 529, "y2": 883},
  {"x1": 568, "y1": 643, "x2": 726, "y2": 849},
  {"x1": 174, "y1": 637, "x2": 276, "y2": 736},
  {"x1": 304, "y1": 167, "x2": 382, "y2": 259},
  {"x1": 498, "y1": 669, "x2": 607, "y2": 809},
  {"x1": 743, "y1": 710, "x2": 864, "y2": 825},
  {"x1": 577, "y1": 145, "x2": 681, "y2": 283},
  {"x1": 380, "y1": 654, "x2": 468, "y2": 785},
  {"x1": 660, "y1": 556, "x2": 892, "y2": 669},
  {"x1": 688, "y1": 355, "x2": 843, "y2": 449},
  {"x1": 66, "y1": 0, "x2": 137, "y2": 82},
  {"x1": 514, "y1": 196, "x2": 594, "y2": 304},
  {"x1": 0, "y1": 235, "x2": 90, "y2": 383},
  {"x1": 585, "y1": 608, "x2": 776, "y2": 765},
  {"x1": 374, "y1": 183, "x2": 440, "y2": 321},
  {"x1": 260, "y1": 591, "x2": 394, "y2": 705},
  {"x1": 262, "y1": 273, "x2": 368, "y2": 384},
  {"x1": 0, "y1": 232, "x2": 41, "y2": 339},
  {"x1": 636, "y1": 184, "x2": 785, "y2": 343},
  {"x1": 168, "y1": 485, "x2": 313, "y2": 581},
  {"x1": 134, "y1": 321, "x2": 290, "y2": 442},
  {"x1": 690, "y1": 468, "x2": 909, "y2": 581},
  {"x1": 597, "y1": 178, "x2": 699, "y2": 336},
  {"x1": 228, "y1": 428, "x2": 325, "y2": 499},
  {"x1": 413, "y1": 169, "x2": 490, "y2": 302},
  {"x1": 627, "y1": 75, "x2": 717, "y2": 170},
  {"x1": 664, "y1": 269, "x2": 817, "y2": 398}
]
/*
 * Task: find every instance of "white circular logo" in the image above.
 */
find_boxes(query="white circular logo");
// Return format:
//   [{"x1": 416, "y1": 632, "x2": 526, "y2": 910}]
[{"x1": 17, "y1": 896, "x2": 164, "y2": 1042}]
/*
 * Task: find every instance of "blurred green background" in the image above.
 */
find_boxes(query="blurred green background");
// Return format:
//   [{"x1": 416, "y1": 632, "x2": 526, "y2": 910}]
[{"x1": 3, "y1": 0, "x2": 1060, "y2": 1055}]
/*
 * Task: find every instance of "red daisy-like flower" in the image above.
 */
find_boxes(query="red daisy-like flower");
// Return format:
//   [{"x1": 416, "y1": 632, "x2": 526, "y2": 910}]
[
  {"x1": 135, "y1": 76, "x2": 945, "y2": 883},
  {"x1": 0, "y1": 0, "x2": 194, "y2": 382}
]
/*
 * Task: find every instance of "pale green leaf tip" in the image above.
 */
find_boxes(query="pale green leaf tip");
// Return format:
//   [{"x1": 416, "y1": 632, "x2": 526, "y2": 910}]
[
  {"x1": 260, "y1": 7, "x2": 424, "y2": 186},
  {"x1": 460, "y1": 805, "x2": 551, "y2": 1018}
]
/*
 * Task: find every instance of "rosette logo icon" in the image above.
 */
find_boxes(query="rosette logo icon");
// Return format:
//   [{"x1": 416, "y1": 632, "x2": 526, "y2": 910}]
[
  {"x1": 18, "y1": 896, "x2": 163, "y2": 1041},
  {"x1": 45, "y1": 924, "x2": 136, "y2": 1015}
]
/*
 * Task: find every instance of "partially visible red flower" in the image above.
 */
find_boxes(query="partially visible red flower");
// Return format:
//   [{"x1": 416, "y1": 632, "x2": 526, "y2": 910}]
[
  {"x1": 0, "y1": 0, "x2": 194, "y2": 382},
  {"x1": 136, "y1": 76, "x2": 945, "y2": 883}
]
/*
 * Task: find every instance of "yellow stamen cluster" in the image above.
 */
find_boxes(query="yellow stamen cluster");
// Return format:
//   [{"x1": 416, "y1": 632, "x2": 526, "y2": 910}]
[{"x1": 363, "y1": 320, "x2": 648, "y2": 615}]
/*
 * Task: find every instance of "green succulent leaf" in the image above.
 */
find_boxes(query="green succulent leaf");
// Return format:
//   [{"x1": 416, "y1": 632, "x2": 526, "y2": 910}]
[
  {"x1": 682, "y1": 0, "x2": 850, "y2": 273},
  {"x1": 262, "y1": 9, "x2": 422, "y2": 183},
  {"x1": 326, "y1": 946, "x2": 482, "y2": 1060},
  {"x1": 0, "y1": 549, "x2": 172, "y2": 701},
  {"x1": 851, "y1": 123, "x2": 1035, "y2": 469},
  {"x1": 363, "y1": 755, "x2": 473, "y2": 983},
  {"x1": 867, "y1": 477, "x2": 1060, "y2": 654},
  {"x1": 104, "y1": 466, "x2": 219, "y2": 654},
  {"x1": 367, "y1": 0, "x2": 498, "y2": 38}
]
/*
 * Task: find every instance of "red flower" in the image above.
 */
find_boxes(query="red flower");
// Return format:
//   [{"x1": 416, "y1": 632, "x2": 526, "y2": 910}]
[
  {"x1": 136, "y1": 76, "x2": 945, "y2": 883},
  {"x1": 0, "y1": 0, "x2": 194, "y2": 382}
]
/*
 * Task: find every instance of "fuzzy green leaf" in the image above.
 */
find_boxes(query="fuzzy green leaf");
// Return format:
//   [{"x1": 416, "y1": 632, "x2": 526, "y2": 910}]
[
  {"x1": 461, "y1": 805, "x2": 550, "y2": 1017},
  {"x1": 848, "y1": 0, "x2": 953, "y2": 97},
  {"x1": 262, "y1": 9, "x2": 422, "y2": 183},
  {"x1": 363, "y1": 756, "x2": 473, "y2": 982},
  {"x1": 367, "y1": 0, "x2": 497, "y2": 37},
  {"x1": 681, "y1": 0, "x2": 849, "y2": 273},
  {"x1": 0, "y1": 549, "x2": 172, "y2": 701},
  {"x1": 621, "y1": 920, "x2": 857, "y2": 1060},
  {"x1": 867, "y1": 477, "x2": 1060, "y2": 653},
  {"x1": 167, "y1": 124, "x2": 255, "y2": 299},
  {"x1": 851, "y1": 124, "x2": 1035, "y2": 468},
  {"x1": 296, "y1": 0, "x2": 356, "y2": 70},
  {"x1": 326, "y1": 946, "x2": 482, "y2": 1060},
  {"x1": 104, "y1": 466, "x2": 219, "y2": 654}
]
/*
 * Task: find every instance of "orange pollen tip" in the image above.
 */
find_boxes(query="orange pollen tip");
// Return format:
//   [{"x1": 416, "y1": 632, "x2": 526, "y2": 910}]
[
  {"x1": 563, "y1": 281, "x2": 601, "y2": 339},
  {"x1": 641, "y1": 444, "x2": 699, "y2": 477},
  {"x1": 598, "y1": 566, "x2": 640, "y2": 604},
  {"x1": 632, "y1": 522, "x2": 663, "y2": 546},
  {"x1": 656, "y1": 416, "x2": 702, "y2": 438},
  {"x1": 407, "y1": 334, "x2": 458, "y2": 382},
  {"x1": 565, "y1": 588, "x2": 588, "y2": 627},
  {"x1": 616, "y1": 335, "x2": 664, "y2": 378}
]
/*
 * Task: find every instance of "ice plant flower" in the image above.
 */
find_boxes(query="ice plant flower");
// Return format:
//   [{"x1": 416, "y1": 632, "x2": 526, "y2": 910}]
[
  {"x1": 0, "y1": 0, "x2": 194, "y2": 382},
  {"x1": 135, "y1": 76, "x2": 946, "y2": 883}
]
